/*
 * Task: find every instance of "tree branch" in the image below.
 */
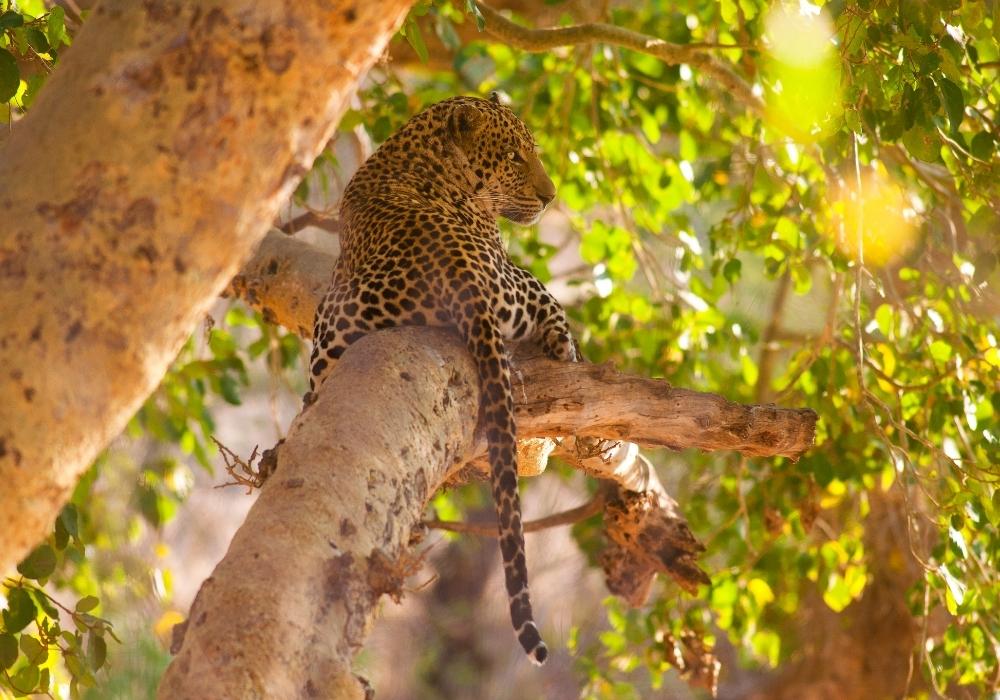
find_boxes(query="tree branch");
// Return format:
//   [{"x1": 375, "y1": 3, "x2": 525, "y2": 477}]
[
  {"x1": 276, "y1": 209, "x2": 342, "y2": 235},
  {"x1": 474, "y1": 1, "x2": 764, "y2": 115},
  {"x1": 229, "y1": 230, "x2": 817, "y2": 463}
]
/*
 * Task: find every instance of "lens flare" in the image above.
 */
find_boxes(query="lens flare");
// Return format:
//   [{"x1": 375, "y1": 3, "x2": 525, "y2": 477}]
[
  {"x1": 830, "y1": 171, "x2": 919, "y2": 267},
  {"x1": 763, "y1": 3, "x2": 842, "y2": 141}
]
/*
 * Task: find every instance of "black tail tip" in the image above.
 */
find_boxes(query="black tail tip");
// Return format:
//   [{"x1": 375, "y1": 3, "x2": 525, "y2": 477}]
[
  {"x1": 519, "y1": 622, "x2": 547, "y2": 666},
  {"x1": 529, "y1": 641, "x2": 548, "y2": 666}
]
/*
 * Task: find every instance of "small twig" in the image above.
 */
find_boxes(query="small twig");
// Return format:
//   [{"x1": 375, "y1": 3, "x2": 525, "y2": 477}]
[
  {"x1": 212, "y1": 437, "x2": 265, "y2": 493},
  {"x1": 755, "y1": 269, "x2": 792, "y2": 403},
  {"x1": 425, "y1": 492, "x2": 606, "y2": 537},
  {"x1": 276, "y1": 210, "x2": 341, "y2": 235}
]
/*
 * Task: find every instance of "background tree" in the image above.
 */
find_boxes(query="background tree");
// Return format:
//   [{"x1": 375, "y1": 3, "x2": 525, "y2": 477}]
[{"x1": 1, "y1": 0, "x2": 997, "y2": 698}]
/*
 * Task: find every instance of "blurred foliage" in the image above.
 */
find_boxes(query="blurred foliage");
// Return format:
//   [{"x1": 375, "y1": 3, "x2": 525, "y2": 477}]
[{"x1": 4, "y1": 0, "x2": 999, "y2": 697}]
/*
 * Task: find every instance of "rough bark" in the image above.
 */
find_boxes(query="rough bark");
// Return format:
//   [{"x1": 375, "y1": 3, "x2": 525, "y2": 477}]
[
  {"x1": 158, "y1": 328, "x2": 480, "y2": 699},
  {"x1": 0, "y1": 0, "x2": 415, "y2": 574}
]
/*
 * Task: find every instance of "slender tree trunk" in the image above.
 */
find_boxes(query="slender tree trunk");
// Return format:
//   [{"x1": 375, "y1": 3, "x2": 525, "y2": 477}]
[{"x1": 0, "y1": 0, "x2": 415, "y2": 574}]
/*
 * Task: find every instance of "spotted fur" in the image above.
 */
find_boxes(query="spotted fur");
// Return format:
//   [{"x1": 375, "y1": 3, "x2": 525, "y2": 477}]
[{"x1": 309, "y1": 95, "x2": 576, "y2": 665}]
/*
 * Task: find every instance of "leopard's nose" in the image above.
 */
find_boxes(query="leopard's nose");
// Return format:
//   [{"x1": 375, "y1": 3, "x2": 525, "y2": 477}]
[{"x1": 536, "y1": 175, "x2": 556, "y2": 207}]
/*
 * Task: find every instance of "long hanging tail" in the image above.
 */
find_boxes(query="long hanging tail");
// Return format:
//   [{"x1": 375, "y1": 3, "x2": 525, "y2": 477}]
[{"x1": 466, "y1": 317, "x2": 547, "y2": 665}]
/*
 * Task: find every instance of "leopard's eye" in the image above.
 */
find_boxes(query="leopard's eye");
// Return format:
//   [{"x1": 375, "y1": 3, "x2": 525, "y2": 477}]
[{"x1": 508, "y1": 151, "x2": 525, "y2": 164}]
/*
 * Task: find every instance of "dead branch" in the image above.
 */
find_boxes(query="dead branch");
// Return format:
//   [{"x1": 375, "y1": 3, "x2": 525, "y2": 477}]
[{"x1": 211, "y1": 438, "x2": 265, "y2": 493}]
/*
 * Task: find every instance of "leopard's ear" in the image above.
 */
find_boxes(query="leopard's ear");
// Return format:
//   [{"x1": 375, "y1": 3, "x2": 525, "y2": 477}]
[
  {"x1": 449, "y1": 102, "x2": 484, "y2": 141},
  {"x1": 489, "y1": 91, "x2": 501, "y2": 105}
]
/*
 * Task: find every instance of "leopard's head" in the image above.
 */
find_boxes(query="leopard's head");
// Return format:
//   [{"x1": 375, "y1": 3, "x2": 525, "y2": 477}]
[{"x1": 446, "y1": 94, "x2": 556, "y2": 225}]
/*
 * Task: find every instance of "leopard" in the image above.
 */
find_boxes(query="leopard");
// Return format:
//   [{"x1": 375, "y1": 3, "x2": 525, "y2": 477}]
[{"x1": 309, "y1": 94, "x2": 577, "y2": 665}]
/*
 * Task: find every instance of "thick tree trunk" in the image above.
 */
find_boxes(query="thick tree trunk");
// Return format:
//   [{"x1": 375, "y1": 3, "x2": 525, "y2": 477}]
[{"x1": 0, "y1": 0, "x2": 415, "y2": 574}]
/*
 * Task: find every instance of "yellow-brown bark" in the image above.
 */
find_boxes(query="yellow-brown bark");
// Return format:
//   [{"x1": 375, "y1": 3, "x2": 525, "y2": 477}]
[{"x1": 0, "y1": 0, "x2": 415, "y2": 574}]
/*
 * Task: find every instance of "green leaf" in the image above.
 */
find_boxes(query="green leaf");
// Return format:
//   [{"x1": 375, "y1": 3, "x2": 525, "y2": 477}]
[
  {"x1": 747, "y1": 578, "x2": 775, "y2": 607},
  {"x1": 17, "y1": 545, "x2": 56, "y2": 580},
  {"x1": 938, "y1": 78, "x2": 964, "y2": 132},
  {"x1": 874, "y1": 304, "x2": 894, "y2": 336},
  {"x1": 580, "y1": 224, "x2": 606, "y2": 264},
  {"x1": 639, "y1": 109, "x2": 660, "y2": 143},
  {"x1": 45, "y1": 6, "x2": 64, "y2": 48},
  {"x1": 0, "y1": 634, "x2": 17, "y2": 669},
  {"x1": 0, "y1": 10, "x2": 24, "y2": 29},
  {"x1": 948, "y1": 526, "x2": 968, "y2": 558},
  {"x1": 12, "y1": 0, "x2": 45, "y2": 19},
  {"x1": 29, "y1": 589, "x2": 58, "y2": 620},
  {"x1": 738, "y1": 0, "x2": 757, "y2": 20},
  {"x1": 901, "y1": 126, "x2": 939, "y2": 162},
  {"x1": 87, "y1": 633, "x2": 107, "y2": 671},
  {"x1": 720, "y1": 0, "x2": 738, "y2": 23},
  {"x1": 969, "y1": 131, "x2": 995, "y2": 160},
  {"x1": 404, "y1": 19, "x2": 429, "y2": 64},
  {"x1": 11, "y1": 663, "x2": 39, "y2": 695},
  {"x1": 791, "y1": 263, "x2": 812, "y2": 295},
  {"x1": 929, "y1": 340, "x2": 953, "y2": 363},
  {"x1": 371, "y1": 115, "x2": 392, "y2": 143},
  {"x1": 75, "y1": 596, "x2": 100, "y2": 613},
  {"x1": 25, "y1": 27, "x2": 48, "y2": 54},
  {"x1": 218, "y1": 375, "x2": 242, "y2": 405},
  {"x1": 434, "y1": 14, "x2": 461, "y2": 52},
  {"x1": 54, "y1": 514, "x2": 69, "y2": 550},
  {"x1": 723, "y1": 258, "x2": 741, "y2": 284},
  {"x1": 741, "y1": 354, "x2": 759, "y2": 386},
  {"x1": 466, "y1": 0, "x2": 485, "y2": 31},
  {"x1": 18, "y1": 634, "x2": 44, "y2": 664},
  {"x1": 941, "y1": 565, "x2": 966, "y2": 614},
  {"x1": 59, "y1": 503, "x2": 79, "y2": 538},
  {"x1": 0, "y1": 48, "x2": 19, "y2": 102}
]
